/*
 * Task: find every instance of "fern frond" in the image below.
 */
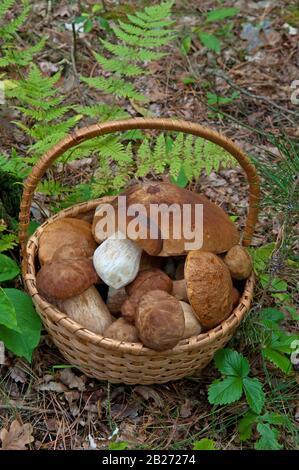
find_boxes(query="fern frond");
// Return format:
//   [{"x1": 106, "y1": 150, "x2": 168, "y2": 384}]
[
  {"x1": 112, "y1": 25, "x2": 174, "y2": 48},
  {"x1": 118, "y1": 20, "x2": 173, "y2": 37},
  {"x1": 0, "y1": 38, "x2": 45, "y2": 67},
  {"x1": 74, "y1": 104, "x2": 128, "y2": 121},
  {"x1": 0, "y1": 0, "x2": 15, "y2": 20},
  {"x1": 0, "y1": 2, "x2": 30, "y2": 39},
  {"x1": 136, "y1": 138, "x2": 152, "y2": 177},
  {"x1": 15, "y1": 105, "x2": 70, "y2": 122},
  {"x1": 81, "y1": 76, "x2": 146, "y2": 100},
  {"x1": 94, "y1": 52, "x2": 144, "y2": 77},
  {"x1": 153, "y1": 133, "x2": 167, "y2": 173},
  {"x1": 169, "y1": 133, "x2": 184, "y2": 177},
  {"x1": 182, "y1": 134, "x2": 195, "y2": 180}
]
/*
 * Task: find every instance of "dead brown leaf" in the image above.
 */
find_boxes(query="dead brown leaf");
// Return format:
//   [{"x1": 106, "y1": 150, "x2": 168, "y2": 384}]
[
  {"x1": 58, "y1": 368, "x2": 86, "y2": 391},
  {"x1": 134, "y1": 386, "x2": 163, "y2": 408},
  {"x1": 0, "y1": 420, "x2": 34, "y2": 450},
  {"x1": 180, "y1": 399, "x2": 192, "y2": 418}
]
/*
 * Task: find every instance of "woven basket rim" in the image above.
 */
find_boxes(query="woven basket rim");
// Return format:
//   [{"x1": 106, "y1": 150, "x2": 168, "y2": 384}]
[{"x1": 23, "y1": 198, "x2": 254, "y2": 356}]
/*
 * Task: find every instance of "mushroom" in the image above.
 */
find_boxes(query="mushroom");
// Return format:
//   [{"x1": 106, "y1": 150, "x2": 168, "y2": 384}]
[
  {"x1": 224, "y1": 245, "x2": 253, "y2": 280},
  {"x1": 52, "y1": 244, "x2": 94, "y2": 261},
  {"x1": 232, "y1": 287, "x2": 241, "y2": 307},
  {"x1": 179, "y1": 301, "x2": 202, "y2": 339},
  {"x1": 103, "y1": 318, "x2": 139, "y2": 342},
  {"x1": 36, "y1": 257, "x2": 99, "y2": 302},
  {"x1": 172, "y1": 279, "x2": 188, "y2": 302},
  {"x1": 184, "y1": 251, "x2": 233, "y2": 329},
  {"x1": 92, "y1": 200, "x2": 162, "y2": 255},
  {"x1": 38, "y1": 218, "x2": 97, "y2": 265},
  {"x1": 136, "y1": 290, "x2": 185, "y2": 351},
  {"x1": 106, "y1": 287, "x2": 128, "y2": 314},
  {"x1": 57, "y1": 286, "x2": 113, "y2": 335},
  {"x1": 121, "y1": 269, "x2": 173, "y2": 323},
  {"x1": 96, "y1": 182, "x2": 239, "y2": 256},
  {"x1": 93, "y1": 231, "x2": 142, "y2": 289}
]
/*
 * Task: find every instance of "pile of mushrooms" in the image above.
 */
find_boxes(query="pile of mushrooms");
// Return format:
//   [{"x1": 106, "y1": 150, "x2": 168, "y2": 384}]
[{"x1": 36, "y1": 183, "x2": 252, "y2": 351}]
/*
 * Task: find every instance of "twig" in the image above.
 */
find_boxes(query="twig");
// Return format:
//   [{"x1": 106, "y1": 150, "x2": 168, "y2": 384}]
[
  {"x1": 0, "y1": 403, "x2": 62, "y2": 414},
  {"x1": 71, "y1": 22, "x2": 78, "y2": 76},
  {"x1": 212, "y1": 70, "x2": 299, "y2": 118}
]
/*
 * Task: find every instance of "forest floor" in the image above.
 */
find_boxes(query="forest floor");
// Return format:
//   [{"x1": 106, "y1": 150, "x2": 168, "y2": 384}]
[{"x1": 0, "y1": 0, "x2": 298, "y2": 450}]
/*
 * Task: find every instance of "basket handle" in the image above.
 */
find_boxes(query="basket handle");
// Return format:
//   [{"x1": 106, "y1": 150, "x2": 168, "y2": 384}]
[{"x1": 19, "y1": 118, "x2": 260, "y2": 257}]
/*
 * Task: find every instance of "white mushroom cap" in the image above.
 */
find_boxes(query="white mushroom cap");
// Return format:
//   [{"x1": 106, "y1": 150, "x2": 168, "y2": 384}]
[{"x1": 93, "y1": 231, "x2": 142, "y2": 289}]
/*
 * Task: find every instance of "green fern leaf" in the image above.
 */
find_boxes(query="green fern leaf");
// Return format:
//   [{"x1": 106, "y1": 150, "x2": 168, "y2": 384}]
[
  {"x1": 93, "y1": 52, "x2": 144, "y2": 76},
  {"x1": 136, "y1": 138, "x2": 152, "y2": 177}
]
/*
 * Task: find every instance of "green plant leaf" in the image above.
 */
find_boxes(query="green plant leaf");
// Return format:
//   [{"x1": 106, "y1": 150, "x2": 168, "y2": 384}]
[
  {"x1": 0, "y1": 253, "x2": 20, "y2": 282},
  {"x1": 208, "y1": 376, "x2": 243, "y2": 405},
  {"x1": 206, "y1": 8, "x2": 239, "y2": 22},
  {"x1": 108, "y1": 441, "x2": 129, "y2": 450},
  {"x1": 207, "y1": 91, "x2": 239, "y2": 105},
  {"x1": 243, "y1": 377, "x2": 265, "y2": 414},
  {"x1": 198, "y1": 32, "x2": 221, "y2": 53},
  {"x1": 284, "y1": 305, "x2": 299, "y2": 321},
  {"x1": 214, "y1": 348, "x2": 249, "y2": 377},
  {"x1": 237, "y1": 412, "x2": 257, "y2": 441},
  {"x1": 0, "y1": 289, "x2": 41, "y2": 362},
  {"x1": 260, "y1": 308, "x2": 285, "y2": 323},
  {"x1": 0, "y1": 287, "x2": 19, "y2": 331},
  {"x1": 262, "y1": 348, "x2": 292, "y2": 374},
  {"x1": 181, "y1": 35, "x2": 192, "y2": 55},
  {"x1": 193, "y1": 438, "x2": 218, "y2": 450},
  {"x1": 170, "y1": 166, "x2": 188, "y2": 188},
  {"x1": 255, "y1": 423, "x2": 283, "y2": 450}
]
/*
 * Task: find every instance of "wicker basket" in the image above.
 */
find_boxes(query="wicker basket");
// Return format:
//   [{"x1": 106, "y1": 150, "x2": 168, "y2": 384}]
[{"x1": 20, "y1": 118, "x2": 260, "y2": 385}]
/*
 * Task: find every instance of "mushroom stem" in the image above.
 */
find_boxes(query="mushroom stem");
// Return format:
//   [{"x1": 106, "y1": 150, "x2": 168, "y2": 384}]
[
  {"x1": 57, "y1": 286, "x2": 113, "y2": 335},
  {"x1": 93, "y1": 231, "x2": 142, "y2": 289},
  {"x1": 106, "y1": 287, "x2": 128, "y2": 314},
  {"x1": 172, "y1": 279, "x2": 188, "y2": 301}
]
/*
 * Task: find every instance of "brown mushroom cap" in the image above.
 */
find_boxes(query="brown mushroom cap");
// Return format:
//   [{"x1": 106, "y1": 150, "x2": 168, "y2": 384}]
[
  {"x1": 52, "y1": 243, "x2": 94, "y2": 261},
  {"x1": 136, "y1": 290, "x2": 185, "y2": 350},
  {"x1": 104, "y1": 318, "x2": 139, "y2": 343},
  {"x1": 185, "y1": 251, "x2": 233, "y2": 328},
  {"x1": 92, "y1": 200, "x2": 162, "y2": 255},
  {"x1": 232, "y1": 287, "x2": 241, "y2": 307},
  {"x1": 109, "y1": 182, "x2": 239, "y2": 256},
  {"x1": 39, "y1": 218, "x2": 97, "y2": 265},
  {"x1": 224, "y1": 245, "x2": 253, "y2": 280},
  {"x1": 36, "y1": 258, "x2": 99, "y2": 302},
  {"x1": 121, "y1": 269, "x2": 173, "y2": 323}
]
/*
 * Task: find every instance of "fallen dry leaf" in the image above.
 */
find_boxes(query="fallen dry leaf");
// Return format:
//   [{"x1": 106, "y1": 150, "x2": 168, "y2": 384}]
[
  {"x1": 0, "y1": 420, "x2": 34, "y2": 450},
  {"x1": 36, "y1": 381, "x2": 67, "y2": 393},
  {"x1": 134, "y1": 386, "x2": 163, "y2": 408},
  {"x1": 58, "y1": 368, "x2": 86, "y2": 391}
]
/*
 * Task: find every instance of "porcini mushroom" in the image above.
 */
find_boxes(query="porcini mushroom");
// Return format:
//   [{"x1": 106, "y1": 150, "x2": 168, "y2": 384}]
[
  {"x1": 93, "y1": 231, "x2": 142, "y2": 289},
  {"x1": 36, "y1": 257, "x2": 99, "y2": 302},
  {"x1": 38, "y1": 218, "x2": 97, "y2": 265},
  {"x1": 136, "y1": 290, "x2": 185, "y2": 351},
  {"x1": 103, "y1": 318, "x2": 139, "y2": 342},
  {"x1": 106, "y1": 287, "x2": 128, "y2": 314},
  {"x1": 184, "y1": 251, "x2": 233, "y2": 328},
  {"x1": 179, "y1": 301, "x2": 202, "y2": 339},
  {"x1": 172, "y1": 279, "x2": 188, "y2": 302},
  {"x1": 97, "y1": 182, "x2": 239, "y2": 256},
  {"x1": 57, "y1": 285, "x2": 113, "y2": 335},
  {"x1": 121, "y1": 269, "x2": 173, "y2": 323},
  {"x1": 224, "y1": 245, "x2": 253, "y2": 280}
]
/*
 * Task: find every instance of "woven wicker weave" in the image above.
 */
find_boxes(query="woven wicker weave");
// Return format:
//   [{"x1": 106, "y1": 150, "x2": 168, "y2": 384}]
[{"x1": 20, "y1": 118, "x2": 260, "y2": 384}]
